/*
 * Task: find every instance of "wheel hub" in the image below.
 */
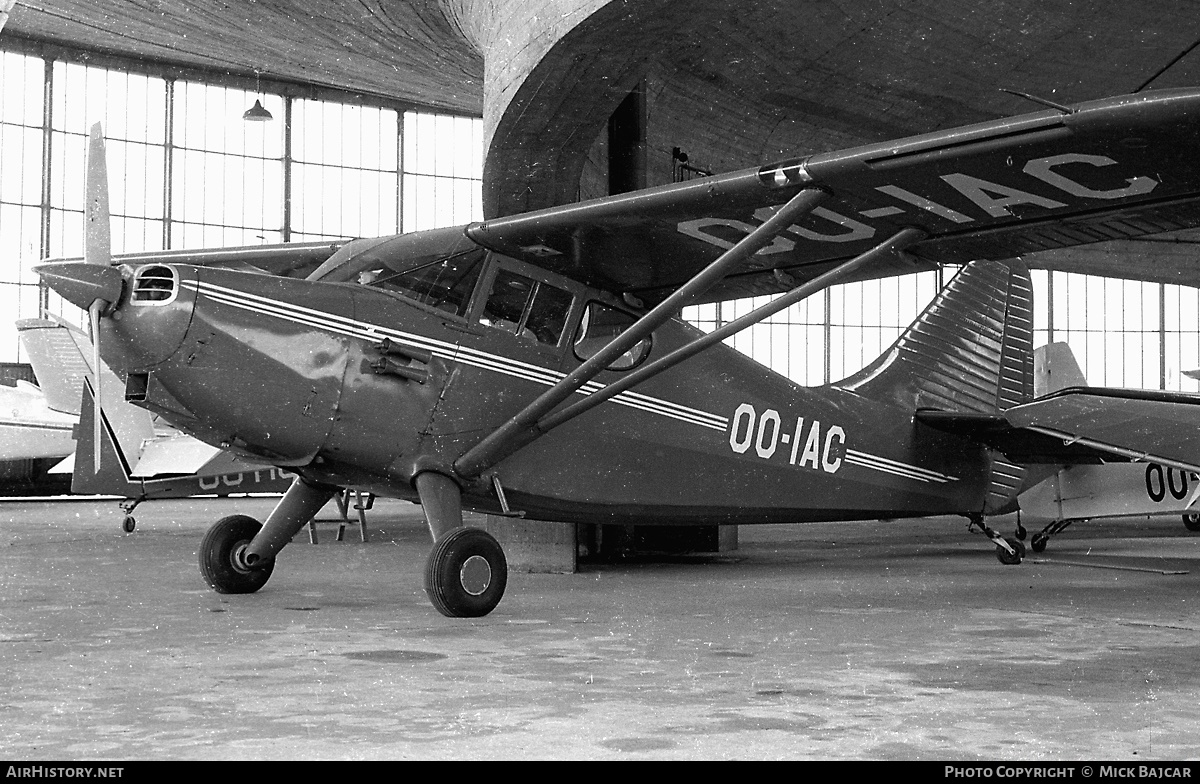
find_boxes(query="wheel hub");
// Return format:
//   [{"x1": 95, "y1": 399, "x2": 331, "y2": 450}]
[
  {"x1": 459, "y1": 555, "x2": 492, "y2": 596},
  {"x1": 232, "y1": 542, "x2": 256, "y2": 573}
]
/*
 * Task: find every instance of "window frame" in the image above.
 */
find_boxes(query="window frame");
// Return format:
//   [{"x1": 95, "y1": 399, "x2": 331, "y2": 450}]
[{"x1": 471, "y1": 253, "x2": 582, "y2": 353}]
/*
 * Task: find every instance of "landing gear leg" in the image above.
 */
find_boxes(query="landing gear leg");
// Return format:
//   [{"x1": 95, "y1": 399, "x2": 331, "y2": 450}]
[
  {"x1": 1030, "y1": 518, "x2": 1078, "y2": 553},
  {"x1": 967, "y1": 514, "x2": 1025, "y2": 565},
  {"x1": 119, "y1": 496, "x2": 144, "y2": 533},
  {"x1": 415, "y1": 471, "x2": 507, "y2": 617},
  {"x1": 199, "y1": 476, "x2": 338, "y2": 593}
]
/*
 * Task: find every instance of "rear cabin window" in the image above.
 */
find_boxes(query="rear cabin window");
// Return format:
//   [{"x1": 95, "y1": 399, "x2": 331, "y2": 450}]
[
  {"x1": 573, "y1": 302, "x2": 651, "y2": 370},
  {"x1": 479, "y1": 269, "x2": 573, "y2": 347},
  {"x1": 356, "y1": 247, "x2": 486, "y2": 317}
]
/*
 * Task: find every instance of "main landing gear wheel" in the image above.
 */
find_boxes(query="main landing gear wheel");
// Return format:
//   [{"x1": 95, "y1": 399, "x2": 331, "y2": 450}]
[
  {"x1": 1184, "y1": 512, "x2": 1200, "y2": 533},
  {"x1": 424, "y1": 527, "x2": 507, "y2": 618},
  {"x1": 995, "y1": 537, "x2": 1026, "y2": 566},
  {"x1": 199, "y1": 515, "x2": 274, "y2": 594}
]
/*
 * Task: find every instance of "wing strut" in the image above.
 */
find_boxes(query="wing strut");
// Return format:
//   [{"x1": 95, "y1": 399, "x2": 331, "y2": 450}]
[
  {"x1": 453, "y1": 186, "x2": 830, "y2": 479},
  {"x1": 536, "y1": 226, "x2": 926, "y2": 435}
]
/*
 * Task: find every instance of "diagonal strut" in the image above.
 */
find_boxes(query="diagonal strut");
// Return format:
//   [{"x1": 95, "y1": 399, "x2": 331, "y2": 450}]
[{"x1": 453, "y1": 186, "x2": 831, "y2": 478}]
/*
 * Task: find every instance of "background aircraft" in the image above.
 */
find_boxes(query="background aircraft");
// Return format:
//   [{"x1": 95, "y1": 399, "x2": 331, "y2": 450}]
[
  {"x1": 37, "y1": 91, "x2": 1200, "y2": 618},
  {"x1": 1003, "y1": 342, "x2": 1200, "y2": 551},
  {"x1": 0, "y1": 316, "x2": 89, "y2": 492},
  {"x1": 0, "y1": 376, "x2": 75, "y2": 463},
  {"x1": 17, "y1": 316, "x2": 299, "y2": 531}
]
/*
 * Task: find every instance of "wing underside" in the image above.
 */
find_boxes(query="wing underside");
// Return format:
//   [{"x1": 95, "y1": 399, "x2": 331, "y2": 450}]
[
  {"x1": 41, "y1": 89, "x2": 1200, "y2": 306},
  {"x1": 468, "y1": 89, "x2": 1200, "y2": 304},
  {"x1": 918, "y1": 387, "x2": 1200, "y2": 474}
]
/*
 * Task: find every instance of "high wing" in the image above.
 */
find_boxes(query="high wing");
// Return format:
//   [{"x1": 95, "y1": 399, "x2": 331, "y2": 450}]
[
  {"x1": 468, "y1": 89, "x2": 1200, "y2": 304},
  {"x1": 919, "y1": 387, "x2": 1200, "y2": 474},
  {"x1": 42, "y1": 241, "x2": 347, "y2": 280},
  {"x1": 40, "y1": 90, "x2": 1200, "y2": 304}
]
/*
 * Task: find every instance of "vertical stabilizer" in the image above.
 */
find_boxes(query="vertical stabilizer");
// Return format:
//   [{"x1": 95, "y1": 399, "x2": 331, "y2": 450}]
[
  {"x1": 1034, "y1": 342, "x2": 1087, "y2": 397},
  {"x1": 72, "y1": 379, "x2": 141, "y2": 497},
  {"x1": 837, "y1": 259, "x2": 1034, "y2": 414}
]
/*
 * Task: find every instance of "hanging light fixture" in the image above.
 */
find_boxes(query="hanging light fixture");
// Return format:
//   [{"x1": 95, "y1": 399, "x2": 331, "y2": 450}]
[
  {"x1": 243, "y1": 70, "x2": 273, "y2": 122},
  {"x1": 243, "y1": 99, "x2": 273, "y2": 122}
]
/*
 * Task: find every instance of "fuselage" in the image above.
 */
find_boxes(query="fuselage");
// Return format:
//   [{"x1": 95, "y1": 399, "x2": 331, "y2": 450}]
[
  {"x1": 84, "y1": 233, "x2": 999, "y2": 525},
  {"x1": 0, "y1": 382, "x2": 77, "y2": 461}
]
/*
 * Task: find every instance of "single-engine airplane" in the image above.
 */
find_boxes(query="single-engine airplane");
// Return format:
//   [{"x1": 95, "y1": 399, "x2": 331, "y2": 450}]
[{"x1": 35, "y1": 89, "x2": 1200, "y2": 617}]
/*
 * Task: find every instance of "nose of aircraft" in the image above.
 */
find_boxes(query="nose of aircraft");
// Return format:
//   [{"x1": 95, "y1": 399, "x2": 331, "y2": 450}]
[{"x1": 35, "y1": 261, "x2": 124, "y2": 311}]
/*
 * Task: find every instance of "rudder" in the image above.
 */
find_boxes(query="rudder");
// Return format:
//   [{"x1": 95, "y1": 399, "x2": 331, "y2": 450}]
[{"x1": 837, "y1": 260, "x2": 1034, "y2": 415}]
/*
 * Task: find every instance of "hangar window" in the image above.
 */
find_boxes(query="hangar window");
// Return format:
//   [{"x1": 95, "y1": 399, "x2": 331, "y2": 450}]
[
  {"x1": 574, "y1": 303, "x2": 651, "y2": 370},
  {"x1": 480, "y1": 270, "x2": 573, "y2": 347}
]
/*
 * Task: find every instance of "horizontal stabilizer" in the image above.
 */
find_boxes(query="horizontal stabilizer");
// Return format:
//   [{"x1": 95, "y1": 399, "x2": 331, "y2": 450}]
[
  {"x1": 919, "y1": 387, "x2": 1200, "y2": 473},
  {"x1": 132, "y1": 432, "x2": 270, "y2": 478}
]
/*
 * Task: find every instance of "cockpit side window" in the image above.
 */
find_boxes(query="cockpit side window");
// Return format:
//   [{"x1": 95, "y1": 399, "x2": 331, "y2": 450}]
[
  {"x1": 357, "y1": 246, "x2": 486, "y2": 317},
  {"x1": 480, "y1": 269, "x2": 573, "y2": 347},
  {"x1": 573, "y1": 302, "x2": 652, "y2": 370}
]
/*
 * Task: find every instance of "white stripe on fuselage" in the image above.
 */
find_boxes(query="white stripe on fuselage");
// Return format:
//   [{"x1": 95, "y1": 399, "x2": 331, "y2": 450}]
[
  {"x1": 184, "y1": 279, "x2": 729, "y2": 432},
  {"x1": 182, "y1": 279, "x2": 957, "y2": 486}
]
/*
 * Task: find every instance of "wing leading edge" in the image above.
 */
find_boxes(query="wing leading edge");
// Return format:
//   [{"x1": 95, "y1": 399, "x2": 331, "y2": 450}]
[{"x1": 468, "y1": 89, "x2": 1200, "y2": 305}]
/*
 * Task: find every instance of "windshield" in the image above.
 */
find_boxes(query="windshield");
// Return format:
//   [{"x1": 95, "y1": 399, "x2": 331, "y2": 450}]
[
  {"x1": 311, "y1": 226, "x2": 487, "y2": 316},
  {"x1": 358, "y1": 247, "x2": 487, "y2": 316}
]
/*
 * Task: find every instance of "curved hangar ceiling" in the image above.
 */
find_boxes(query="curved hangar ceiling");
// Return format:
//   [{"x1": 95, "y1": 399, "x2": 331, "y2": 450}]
[
  {"x1": 2, "y1": 0, "x2": 484, "y2": 115},
  {"x1": 7, "y1": 0, "x2": 1200, "y2": 286},
  {"x1": 479, "y1": 0, "x2": 1200, "y2": 217}
]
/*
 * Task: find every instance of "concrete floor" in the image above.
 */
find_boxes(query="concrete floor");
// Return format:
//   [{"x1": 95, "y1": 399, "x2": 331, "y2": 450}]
[{"x1": 1, "y1": 496, "x2": 1199, "y2": 760}]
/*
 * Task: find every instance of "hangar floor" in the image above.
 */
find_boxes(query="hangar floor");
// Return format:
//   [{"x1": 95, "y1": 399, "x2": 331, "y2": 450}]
[{"x1": 1, "y1": 496, "x2": 1198, "y2": 761}]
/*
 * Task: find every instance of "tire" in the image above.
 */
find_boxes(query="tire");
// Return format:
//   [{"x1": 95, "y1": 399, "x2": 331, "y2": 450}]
[
  {"x1": 995, "y1": 537, "x2": 1024, "y2": 565},
  {"x1": 1184, "y1": 512, "x2": 1200, "y2": 533},
  {"x1": 1030, "y1": 533, "x2": 1048, "y2": 553},
  {"x1": 199, "y1": 515, "x2": 274, "y2": 594},
  {"x1": 424, "y1": 527, "x2": 507, "y2": 618}
]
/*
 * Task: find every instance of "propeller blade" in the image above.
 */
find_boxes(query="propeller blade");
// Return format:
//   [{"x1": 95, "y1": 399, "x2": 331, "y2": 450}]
[
  {"x1": 88, "y1": 299, "x2": 104, "y2": 473},
  {"x1": 84, "y1": 123, "x2": 112, "y2": 267},
  {"x1": 81, "y1": 122, "x2": 114, "y2": 474}
]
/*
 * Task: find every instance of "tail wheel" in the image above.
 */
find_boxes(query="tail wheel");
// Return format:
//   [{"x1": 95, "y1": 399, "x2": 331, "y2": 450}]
[
  {"x1": 995, "y1": 537, "x2": 1025, "y2": 565},
  {"x1": 424, "y1": 527, "x2": 507, "y2": 618},
  {"x1": 199, "y1": 515, "x2": 274, "y2": 594},
  {"x1": 1184, "y1": 513, "x2": 1200, "y2": 533}
]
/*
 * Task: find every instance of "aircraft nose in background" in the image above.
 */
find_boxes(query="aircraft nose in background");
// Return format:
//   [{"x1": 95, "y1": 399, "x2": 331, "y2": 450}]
[{"x1": 35, "y1": 261, "x2": 124, "y2": 311}]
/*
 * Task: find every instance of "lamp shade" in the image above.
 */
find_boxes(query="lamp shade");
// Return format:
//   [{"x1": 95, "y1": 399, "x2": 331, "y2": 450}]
[{"x1": 243, "y1": 99, "x2": 273, "y2": 122}]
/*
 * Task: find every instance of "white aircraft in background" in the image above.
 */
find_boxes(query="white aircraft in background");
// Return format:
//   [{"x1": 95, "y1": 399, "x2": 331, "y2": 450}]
[
  {"x1": 0, "y1": 375, "x2": 76, "y2": 463},
  {"x1": 16, "y1": 317, "x2": 298, "y2": 530},
  {"x1": 1011, "y1": 342, "x2": 1200, "y2": 552}
]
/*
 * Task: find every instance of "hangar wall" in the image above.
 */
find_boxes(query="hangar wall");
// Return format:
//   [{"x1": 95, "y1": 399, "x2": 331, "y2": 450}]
[{"x1": 0, "y1": 44, "x2": 484, "y2": 362}]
